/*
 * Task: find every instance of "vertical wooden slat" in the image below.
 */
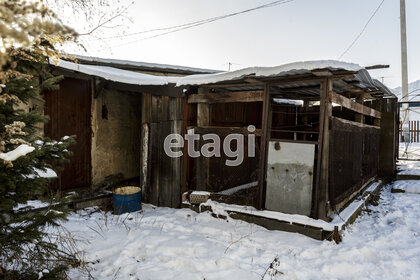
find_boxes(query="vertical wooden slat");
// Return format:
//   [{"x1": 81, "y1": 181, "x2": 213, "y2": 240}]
[
  {"x1": 355, "y1": 94, "x2": 364, "y2": 123},
  {"x1": 140, "y1": 93, "x2": 151, "y2": 202},
  {"x1": 196, "y1": 103, "x2": 211, "y2": 190},
  {"x1": 158, "y1": 121, "x2": 172, "y2": 207},
  {"x1": 314, "y1": 79, "x2": 332, "y2": 220},
  {"x1": 410, "y1": 120, "x2": 412, "y2": 143},
  {"x1": 149, "y1": 122, "x2": 159, "y2": 206},
  {"x1": 44, "y1": 78, "x2": 92, "y2": 190},
  {"x1": 258, "y1": 84, "x2": 270, "y2": 210},
  {"x1": 171, "y1": 120, "x2": 183, "y2": 207}
]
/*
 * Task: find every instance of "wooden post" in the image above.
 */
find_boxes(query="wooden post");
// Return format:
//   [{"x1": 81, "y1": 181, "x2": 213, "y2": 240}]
[
  {"x1": 378, "y1": 97, "x2": 398, "y2": 177},
  {"x1": 355, "y1": 94, "x2": 364, "y2": 123},
  {"x1": 140, "y1": 93, "x2": 152, "y2": 203},
  {"x1": 314, "y1": 79, "x2": 332, "y2": 220},
  {"x1": 197, "y1": 103, "x2": 211, "y2": 127},
  {"x1": 303, "y1": 100, "x2": 310, "y2": 140},
  {"x1": 258, "y1": 84, "x2": 270, "y2": 210},
  {"x1": 196, "y1": 88, "x2": 211, "y2": 190},
  {"x1": 373, "y1": 99, "x2": 381, "y2": 127}
]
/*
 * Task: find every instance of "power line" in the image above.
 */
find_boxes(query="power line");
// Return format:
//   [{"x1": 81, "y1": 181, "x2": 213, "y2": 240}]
[
  {"x1": 338, "y1": 0, "x2": 385, "y2": 60},
  {"x1": 109, "y1": 0, "x2": 294, "y2": 47}
]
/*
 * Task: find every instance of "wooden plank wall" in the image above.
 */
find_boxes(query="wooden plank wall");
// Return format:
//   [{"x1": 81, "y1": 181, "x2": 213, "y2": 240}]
[
  {"x1": 193, "y1": 126, "x2": 259, "y2": 192},
  {"x1": 193, "y1": 102, "x2": 262, "y2": 192},
  {"x1": 328, "y1": 117, "x2": 380, "y2": 209},
  {"x1": 141, "y1": 93, "x2": 185, "y2": 207}
]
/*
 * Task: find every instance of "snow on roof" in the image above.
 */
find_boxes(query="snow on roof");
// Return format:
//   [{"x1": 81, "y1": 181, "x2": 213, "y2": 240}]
[
  {"x1": 53, "y1": 59, "x2": 180, "y2": 86},
  {"x1": 72, "y1": 54, "x2": 220, "y2": 75},
  {"x1": 177, "y1": 60, "x2": 363, "y2": 86},
  {"x1": 394, "y1": 79, "x2": 420, "y2": 101}
]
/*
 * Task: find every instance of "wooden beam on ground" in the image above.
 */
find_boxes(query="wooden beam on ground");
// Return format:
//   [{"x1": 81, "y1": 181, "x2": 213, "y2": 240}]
[
  {"x1": 258, "y1": 84, "x2": 271, "y2": 210},
  {"x1": 330, "y1": 91, "x2": 381, "y2": 119},
  {"x1": 188, "y1": 90, "x2": 263, "y2": 104},
  {"x1": 314, "y1": 79, "x2": 332, "y2": 221}
]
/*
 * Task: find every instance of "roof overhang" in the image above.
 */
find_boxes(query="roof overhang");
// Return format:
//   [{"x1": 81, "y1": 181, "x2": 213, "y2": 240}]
[{"x1": 177, "y1": 60, "x2": 395, "y2": 99}]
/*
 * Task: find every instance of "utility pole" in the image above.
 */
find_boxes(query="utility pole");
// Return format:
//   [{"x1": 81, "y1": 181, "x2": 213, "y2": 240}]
[{"x1": 400, "y1": 0, "x2": 409, "y2": 142}]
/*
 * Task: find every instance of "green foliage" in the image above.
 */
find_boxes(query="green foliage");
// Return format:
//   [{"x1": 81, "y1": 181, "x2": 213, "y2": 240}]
[{"x1": 0, "y1": 50, "x2": 78, "y2": 278}]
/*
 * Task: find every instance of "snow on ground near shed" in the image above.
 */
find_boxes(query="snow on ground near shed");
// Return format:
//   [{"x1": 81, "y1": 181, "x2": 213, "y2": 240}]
[
  {"x1": 397, "y1": 143, "x2": 420, "y2": 175},
  {"x1": 392, "y1": 180, "x2": 420, "y2": 194},
  {"x1": 57, "y1": 183, "x2": 419, "y2": 280}
]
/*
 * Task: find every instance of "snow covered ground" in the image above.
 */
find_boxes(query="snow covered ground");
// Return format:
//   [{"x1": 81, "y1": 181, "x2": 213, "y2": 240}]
[
  {"x1": 55, "y1": 181, "x2": 420, "y2": 280},
  {"x1": 398, "y1": 143, "x2": 420, "y2": 174}
]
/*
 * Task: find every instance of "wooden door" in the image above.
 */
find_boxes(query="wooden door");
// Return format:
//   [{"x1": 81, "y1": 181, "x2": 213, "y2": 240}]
[{"x1": 44, "y1": 77, "x2": 92, "y2": 190}]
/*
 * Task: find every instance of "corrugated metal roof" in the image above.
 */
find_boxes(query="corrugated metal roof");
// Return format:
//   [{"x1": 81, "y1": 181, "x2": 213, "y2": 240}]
[
  {"x1": 71, "y1": 54, "x2": 220, "y2": 75},
  {"x1": 177, "y1": 60, "x2": 362, "y2": 86},
  {"x1": 53, "y1": 59, "x2": 177, "y2": 86}
]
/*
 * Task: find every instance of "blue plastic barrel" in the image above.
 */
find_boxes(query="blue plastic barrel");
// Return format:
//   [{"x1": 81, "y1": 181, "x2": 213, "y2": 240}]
[{"x1": 113, "y1": 186, "x2": 142, "y2": 214}]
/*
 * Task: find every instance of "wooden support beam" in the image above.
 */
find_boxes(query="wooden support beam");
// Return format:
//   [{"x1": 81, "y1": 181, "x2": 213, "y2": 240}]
[
  {"x1": 190, "y1": 126, "x2": 262, "y2": 136},
  {"x1": 373, "y1": 100, "x2": 381, "y2": 126},
  {"x1": 197, "y1": 100, "x2": 211, "y2": 190},
  {"x1": 188, "y1": 90, "x2": 263, "y2": 104},
  {"x1": 267, "y1": 74, "x2": 356, "y2": 86},
  {"x1": 314, "y1": 79, "x2": 332, "y2": 221},
  {"x1": 244, "y1": 77, "x2": 264, "y2": 84},
  {"x1": 330, "y1": 116, "x2": 380, "y2": 129},
  {"x1": 355, "y1": 94, "x2": 364, "y2": 123},
  {"x1": 197, "y1": 103, "x2": 211, "y2": 127},
  {"x1": 312, "y1": 70, "x2": 333, "y2": 77},
  {"x1": 330, "y1": 91, "x2": 381, "y2": 119},
  {"x1": 258, "y1": 84, "x2": 271, "y2": 210},
  {"x1": 200, "y1": 73, "x2": 355, "y2": 89}
]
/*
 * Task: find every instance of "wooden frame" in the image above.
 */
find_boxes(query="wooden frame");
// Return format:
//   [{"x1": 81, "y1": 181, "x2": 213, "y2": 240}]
[
  {"x1": 257, "y1": 84, "x2": 270, "y2": 209},
  {"x1": 314, "y1": 79, "x2": 332, "y2": 220}
]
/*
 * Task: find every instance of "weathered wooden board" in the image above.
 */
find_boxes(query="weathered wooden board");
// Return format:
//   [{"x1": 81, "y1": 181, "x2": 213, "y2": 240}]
[
  {"x1": 192, "y1": 126, "x2": 260, "y2": 193},
  {"x1": 330, "y1": 91, "x2": 381, "y2": 119},
  {"x1": 328, "y1": 116, "x2": 380, "y2": 208},
  {"x1": 142, "y1": 94, "x2": 185, "y2": 207},
  {"x1": 188, "y1": 91, "x2": 263, "y2": 104},
  {"x1": 44, "y1": 77, "x2": 92, "y2": 190}
]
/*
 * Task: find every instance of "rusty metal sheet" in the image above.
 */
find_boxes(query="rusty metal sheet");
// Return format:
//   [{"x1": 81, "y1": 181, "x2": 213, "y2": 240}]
[{"x1": 265, "y1": 141, "x2": 315, "y2": 215}]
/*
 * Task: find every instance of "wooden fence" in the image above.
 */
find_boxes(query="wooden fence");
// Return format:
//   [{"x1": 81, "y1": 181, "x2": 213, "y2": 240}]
[{"x1": 400, "y1": 120, "x2": 420, "y2": 142}]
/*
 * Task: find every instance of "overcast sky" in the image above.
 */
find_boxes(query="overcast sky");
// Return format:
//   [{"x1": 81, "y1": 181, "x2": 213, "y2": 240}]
[{"x1": 69, "y1": 0, "x2": 420, "y2": 89}]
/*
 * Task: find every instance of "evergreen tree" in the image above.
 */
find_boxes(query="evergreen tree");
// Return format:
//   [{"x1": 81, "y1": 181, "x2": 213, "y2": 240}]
[{"x1": 0, "y1": 1, "x2": 78, "y2": 278}]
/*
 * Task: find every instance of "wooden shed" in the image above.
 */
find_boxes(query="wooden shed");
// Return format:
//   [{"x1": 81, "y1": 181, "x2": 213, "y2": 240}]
[
  {"x1": 44, "y1": 57, "x2": 398, "y2": 225},
  {"x1": 44, "y1": 56, "x2": 217, "y2": 194},
  {"x1": 173, "y1": 61, "x2": 398, "y2": 221}
]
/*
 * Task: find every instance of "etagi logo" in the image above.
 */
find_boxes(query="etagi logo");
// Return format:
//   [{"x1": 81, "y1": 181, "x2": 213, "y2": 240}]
[{"x1": 164, "y1": 125, "x2": 256, "y2": 167}]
